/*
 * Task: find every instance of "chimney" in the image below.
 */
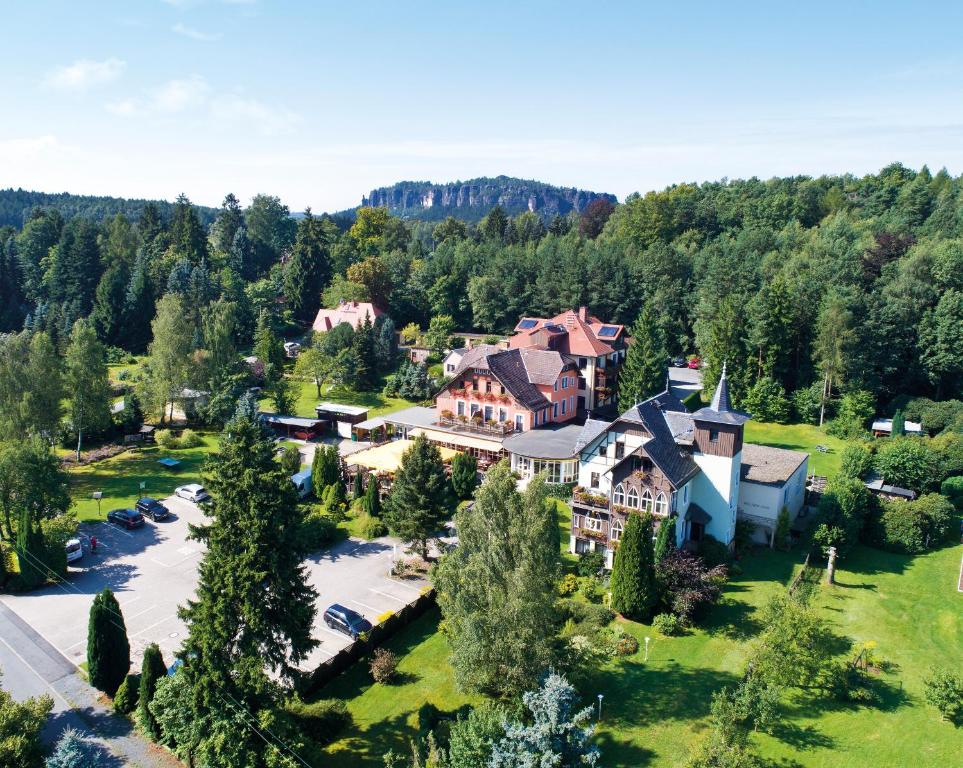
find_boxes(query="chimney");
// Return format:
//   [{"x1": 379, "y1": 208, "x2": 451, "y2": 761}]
[{"x1": 577, "y1": 306, "x2": 588, "y2": 321}]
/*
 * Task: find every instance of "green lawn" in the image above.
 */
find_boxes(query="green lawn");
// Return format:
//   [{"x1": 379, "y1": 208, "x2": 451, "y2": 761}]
[
  {"x1": 67, "y1": 433, "x2": 219, "y2": 520},
  {"x1": 316, "y1": 544, "x2": 963, "y2": 767},
  {"x1": 262, "y1": 377, "x2": 417, "y2": 420},
  {"x1": 320, "y1": 609, "x2": 480, "y2": 767},
  {"x1": 745, "y1": 421, "x2": 848, "y2": 478}
]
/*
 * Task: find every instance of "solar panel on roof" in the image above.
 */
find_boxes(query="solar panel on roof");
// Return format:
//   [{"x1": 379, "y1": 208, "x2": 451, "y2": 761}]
[
  {"x1": 545, "y1": 323, "x2": 565, "y2": 333},
  {"x1": 517, "y1": 318, "x2": 538, "y2": 329},
  {"x1": 597, "y1": 326, "x2": 618, "y2": 337}
]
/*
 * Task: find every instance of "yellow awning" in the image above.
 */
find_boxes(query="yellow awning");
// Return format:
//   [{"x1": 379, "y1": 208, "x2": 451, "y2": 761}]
[
  {"x1": 346, "y1": 438, "x2": 460, "y2": 473},
  {"x1": 409, "y1": 427, "x2": 504, "y2": 454}
]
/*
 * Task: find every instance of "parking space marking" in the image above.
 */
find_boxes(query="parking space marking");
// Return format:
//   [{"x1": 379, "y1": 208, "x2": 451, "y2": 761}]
[
  {"x1": 369, "y1": 588, "x2": 407, "y2": 604},
  {"x1": 316, "y1": 625, "x2": 351, "y2": 642},
  {"x1": 385, "y1": 579, "x2": 424, "y2": 595},
  {"x1": 347, "y1": 599, "x2": 382, "y2": 614},
  {"x1": 118, "y1": 596, "x2": 142, "y2": 608},
  {"x1": 129, "y1": 614, "x2": 179, "y2": 639}
]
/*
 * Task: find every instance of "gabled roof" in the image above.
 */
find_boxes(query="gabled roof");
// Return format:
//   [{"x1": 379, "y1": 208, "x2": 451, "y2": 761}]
[
  {"x1": 613, "y1": 390, "x2": 700, "y2": 489},
  {"x1": 486, "y1": 350, "x2": 551, "y2": 410},
  {"x1": 449, "y1": 344, "x2": 502, "y2": 376},
  {"x1": 312, "y1": 301, "x2": 384, "y2": 333},
  {"x1": 575, "y1": 418, "x2": 611, "y2": 453},
  {"x1": 740, "y1": 444, "x2": 808, "y2": 485}
]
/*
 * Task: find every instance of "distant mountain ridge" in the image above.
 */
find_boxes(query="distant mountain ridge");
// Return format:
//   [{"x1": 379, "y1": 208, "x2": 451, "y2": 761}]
[{"x1": 360, "y1": 176, "x2": 617, "y2": 222}]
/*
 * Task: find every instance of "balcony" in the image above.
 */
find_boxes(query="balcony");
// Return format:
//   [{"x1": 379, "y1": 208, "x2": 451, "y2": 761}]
[
  {"x1": 576, "y1": 527, "x2": 608, "y2": 543},
  {"x1": 438, "y1": 413, "x2": 516, "y2": 437},
  {"x1": 571, "y1": 487, "x2": 610, "y2": 511}
]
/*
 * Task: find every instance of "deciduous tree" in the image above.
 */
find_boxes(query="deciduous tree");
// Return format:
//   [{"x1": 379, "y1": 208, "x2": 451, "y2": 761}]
[{"x1": 64, "y1": 319, "x2": 111, "y2": 459}]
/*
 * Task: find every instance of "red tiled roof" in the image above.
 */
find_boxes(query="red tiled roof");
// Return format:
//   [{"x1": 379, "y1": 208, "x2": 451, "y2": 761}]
[
  {"x1": 510, "y1": 308, "x2": 624, "y2": 357},
  {"x1": 312, "y1": 301, "x2": 384, "y2": 333}
]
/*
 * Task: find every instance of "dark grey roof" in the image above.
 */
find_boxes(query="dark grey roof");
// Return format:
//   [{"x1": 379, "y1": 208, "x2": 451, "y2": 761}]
[
  {"x1": 487, "y1": 349, "x2": 550, "y2": 410},
  {"x1": 692, "y1": 366, "x2": 750, "y2": 425},
  {"x1": 740, "y1": 444, "x2": 808, "y2": 485},
  {"x1": 865, "y1": 477, "x2": 917, "y2": 500},
  {"x1": 502, "y1": 423, "x2": 585, "y2": 459},
  {"x1": 575, "y1": 419, "x2": 611, "y2": 452},
  {"x1": 686, "y1": 502, "x2": 711, "y2": 525},
  {"x1": 616, "y1": 390, "x2": 700, "y2": 489}
]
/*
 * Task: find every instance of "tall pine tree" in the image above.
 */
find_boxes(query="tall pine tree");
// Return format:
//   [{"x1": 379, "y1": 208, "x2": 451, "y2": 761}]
[
  {"x1": 179, "y1": 396, "x2": 318, "y2": 767},
  {"x1": 619, "y1": 302, "x2": 668, "y2": 411},
  {"x1": 138, "y1": 643, "x2": 167, "y2": 741},
  {"x1": 383, "y1": 434, "x2": 450, "y2": 559}
]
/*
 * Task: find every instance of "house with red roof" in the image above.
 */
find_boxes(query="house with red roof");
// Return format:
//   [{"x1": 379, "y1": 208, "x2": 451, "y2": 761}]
[
  {"x1": 312, "y1": 301, "x2": 384, "y2": 333},
  {"x1": 508, "y1": 306, "x2": 627, "y2": 413}
]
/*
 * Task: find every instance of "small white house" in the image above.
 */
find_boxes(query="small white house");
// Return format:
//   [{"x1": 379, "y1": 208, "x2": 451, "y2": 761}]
[
  {"x1": 871, "y1": 418, "x2": 923, "y2": 436},
  {"x1": 737, "y1": 444, "x2": 809, "y2": 546}
]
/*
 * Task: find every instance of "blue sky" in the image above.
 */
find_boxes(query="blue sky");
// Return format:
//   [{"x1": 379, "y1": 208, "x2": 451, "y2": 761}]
[{"x1": 3, "y1": 0, "x2": 963, "y2": 212}]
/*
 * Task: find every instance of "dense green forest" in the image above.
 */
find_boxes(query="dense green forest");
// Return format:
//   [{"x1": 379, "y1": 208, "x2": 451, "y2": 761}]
[
  {"x1": 1, "y1": 162, "x2": 961, "y2": 423},
  {"x1": 0, "y1": 188, "x2": 218, "y2": 229}
]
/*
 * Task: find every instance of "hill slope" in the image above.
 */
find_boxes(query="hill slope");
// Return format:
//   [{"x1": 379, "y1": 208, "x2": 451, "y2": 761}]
[
  {"x1": 0, "y1": 188, "x2": 218, "y2": 229},
  {"x1": 359, "y1": 176, "x2": 616, "y2": 222}
]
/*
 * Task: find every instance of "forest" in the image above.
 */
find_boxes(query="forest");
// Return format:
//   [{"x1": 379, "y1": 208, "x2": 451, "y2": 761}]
[{"x1": 1, "y1": 162, "x2": 961, "y2": 429}]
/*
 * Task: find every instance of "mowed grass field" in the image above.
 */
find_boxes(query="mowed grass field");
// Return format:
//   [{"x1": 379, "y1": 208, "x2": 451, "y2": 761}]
[
  {"x1": 318, "y1": 543, "x2": 963, "y2": 767},
  {"x1": 262, "y1": 377, "x2": 417, "y2": 420},
  {"x1": 67, "y1": 433, "x2": 219, "y2": 521},
  {"x1": 744, "y1": 421, "x2": 848, "y2": 478}
]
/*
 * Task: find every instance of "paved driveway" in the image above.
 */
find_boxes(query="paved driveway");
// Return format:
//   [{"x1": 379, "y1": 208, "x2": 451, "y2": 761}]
[{"x1": 1, "y1": 495, "x2": 430, "y2": 675}]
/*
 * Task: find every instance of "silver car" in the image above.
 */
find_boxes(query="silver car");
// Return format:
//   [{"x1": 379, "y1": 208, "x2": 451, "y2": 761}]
[{"x1": 174, "y1": 484, "x2": 210, "y2": 503}]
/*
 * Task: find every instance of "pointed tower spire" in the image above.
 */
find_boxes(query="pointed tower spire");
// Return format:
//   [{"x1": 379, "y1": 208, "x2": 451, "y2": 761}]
[{"x1": 710, "y1": 361, "x2": 732, "y2": 412}]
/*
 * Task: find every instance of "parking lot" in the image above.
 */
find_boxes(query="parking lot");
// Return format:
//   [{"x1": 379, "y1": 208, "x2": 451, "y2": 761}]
[{"x1": 0, "y1": 495, "x2": 430, "y2": 674}]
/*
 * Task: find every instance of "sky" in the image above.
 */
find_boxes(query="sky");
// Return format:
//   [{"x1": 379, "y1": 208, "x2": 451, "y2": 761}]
[{"x1": 3, "y1": 0, "x2": 963, "y2": 212}]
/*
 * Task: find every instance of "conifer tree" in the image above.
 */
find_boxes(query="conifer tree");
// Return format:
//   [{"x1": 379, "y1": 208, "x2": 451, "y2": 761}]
[
  {"x1": 384, "y1": 434, "x2": 451, "y2": 559},
  {"x1": 619, "y1": 302, "x2": 668, "y2": 411},
  {"x1": 351, "y1": 312, "x2": 376, "y2": 390},
  {"x1": 179, "y1": 396, "x2": 318, "y2": 766},
  {"x1": 891, "y1": 409, "x2": 906, "y2": 437},
  {"x1": 363, "y1": 473, "x2": 381, "y2": 517},
  {"x1": 87, "y1": 588, "x2": 130, "y2": 696},
  {"x1": 284, "y1": 209, "x2": 332, "y2": 324},
  {"x1": 654, "y1": 516, "x2": 676, "y2": 564},
  {"x1": 450, "y1": 452, "x2": 479, "y2": 501},
  {"x1": 15, "y1": 506, "x2": 46, "y2": 589},
  {"x1": 610, "y1": 512, "x2": 657, "y2": 621},
  {"x1": 353, "y1": 469, "x2": 364, "y2": 500},
  {"x1": 138, "y1": 643, "x2": 167, "y2": 741}
]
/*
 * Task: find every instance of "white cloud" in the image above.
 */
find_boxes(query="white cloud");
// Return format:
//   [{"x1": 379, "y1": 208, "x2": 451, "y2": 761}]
[
  {"x1": 106, "y1": 99, "x2": 138, "y2": 116},
  {"x1": 149, "y1": 75, "x2": 211, "y2": 112},
  {"x1": 172, "y1": 22, "x2": 222, "y2": 41},
  {"x1": 209, "y1": 94, "x2": 301, "y2": 135},
  {"x1": 44, "y1": 58, "x2": 125, "y2": 91}
]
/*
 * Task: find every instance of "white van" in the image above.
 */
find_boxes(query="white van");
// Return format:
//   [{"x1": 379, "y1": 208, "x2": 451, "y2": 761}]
[{"x1": 291, "y1": 468, "x2": 312, "y2": 499}]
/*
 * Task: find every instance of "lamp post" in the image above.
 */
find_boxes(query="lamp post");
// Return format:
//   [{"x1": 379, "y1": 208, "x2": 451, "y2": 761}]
[
  {"x1": 597, "y1": 693, "x2": 604, "y2": 722},
  {"x1": 644, "y1": 636, "x2": 650, "y2": 662}
]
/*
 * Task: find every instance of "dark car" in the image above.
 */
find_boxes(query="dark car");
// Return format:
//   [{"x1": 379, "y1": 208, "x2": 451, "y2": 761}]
[
  {"x1": 672, "y1": 356, "x2": 686, "y2": 367},
  {"x1": 135, "y1": 497, "x2": 169, "y2": 521},
  {"x1": 323, "y1": 603, "x2": 372, "y2": 640},
  {"x1": 107, "y1": 508, "x2": 144, "y2": 529}
]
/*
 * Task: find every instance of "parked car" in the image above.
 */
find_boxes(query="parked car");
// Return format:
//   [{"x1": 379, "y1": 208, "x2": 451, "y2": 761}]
[
  {"x1": 672, "y1": 356, "x2": 687, "y2": 367},
  {"x1": 65, "y1": 538, "x2": 84, "y2": 564},
  {"x1": 291, "y1": 469, "x2": 312, "y2": 500},
  {"x1": 136, "y1": 497, "x2": 170, "y2": 521},
  {"x1": 687, "y1": 356, "x2": 701, "y2": 369},
  {"x1": 175, "y1": 484, "x2": 210, "y2": 503},
  {"x1": 323, "y1": 603, "x2": 372, "y2": 640},
  {"x1": 107, "y1": 508, "x2": 144, "y2": 529}
]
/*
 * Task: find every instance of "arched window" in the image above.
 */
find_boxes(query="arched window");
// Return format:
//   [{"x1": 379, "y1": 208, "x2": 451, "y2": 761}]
[
  {"x1": 655, "y1": 492, "x2": 668, "y2": 516},
  {"x1": 626, "y1": 487, "x2": 639, "y2": 509},
  {"x1": 641, "y1": 489, "x2": 653, "y2": 512},
  {"x1": 611, "y1": 518, "x2": 624, "y2": 541},
  {"x1": 613, "y1": 484, "x2": 625, "y2": 506}
]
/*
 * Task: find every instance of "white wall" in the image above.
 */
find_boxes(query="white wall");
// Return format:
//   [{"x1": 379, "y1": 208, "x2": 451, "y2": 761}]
[{"x1": 691, "y1": 451, "x2": 740, "y2": 545}]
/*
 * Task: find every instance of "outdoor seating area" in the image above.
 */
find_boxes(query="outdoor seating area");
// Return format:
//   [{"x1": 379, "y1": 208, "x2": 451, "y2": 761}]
[{"x1": 344, "y1": 438, "x2": 460, "y2": 476}]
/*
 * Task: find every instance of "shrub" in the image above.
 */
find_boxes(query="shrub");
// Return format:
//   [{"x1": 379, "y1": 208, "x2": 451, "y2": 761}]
[
  {"x1": 369, "y1": 648, "x2": 399, "y2": 683},
  {"x1": 774, "y1": 508, "x2": 791, "y2": 551},
  {"x1": 866, "y1": 495, "x2": 952, "y2": 553},
  {"x1": 285, "y1": 697, "x2": 352, "y2": 746},
  {"x1": 792, "y1": 382, "x2": 824, "y2": 424},
  {"x1": 656, "y1": 549, "x2": 727, "y2": 625},
  {"x1": 155, "y1": 429, "x2": 177, "y2": 449},
  {"x1": 810, "y1": 477, "x2": 877, "y2": 557},
  {"x1": 557, "y1": 573, "x2": 579, "y2": 596},
  {"x1": 578, "y1": 576, "x2": 606, "y2": 604},
  {"x1": 840, "y1": 443, "x2": 875, "y2": 480},
  {"x1": 297, "y1": 510, "x2": 338, "y2": 552},
  {"x1": 576, "y1": 549, "x2": 604, "y2": 577},
  {"x1": 826, "y1": 390, "x2": 875, "y2": 439},
  {"x1": 113, "y1": 673, "x2": 140, "y2": 714},
  {"x1": 734, "y1": 518, "x2": 756, "y2": 556},
  {"x1": 923, "y1": 668, "x2": 963, "y2": 723},
  {"x1": 558, "y1": 598, "x2": 614, "y2": 630},
  {"x1": 874, "y1": 437, "x2": 940, "y2": 494},
  {"x1": 931, "y1": 431, "x2": 963, "y2": 479},
  {"x1": 47, "y1": 728, "x2": 102, "y2": 768},
  {"x1": 606, "y1": 625, "x2": 639, "y2": 656},
  {"x1": 376, "y1": 610, "x2": 395, "y2": 624},
  {"x1": 358, "y1": 511, "x2": 387, "y2": 539},
  {"x1": 653, "y1": 612, "x2": 681, "y2": 636},
  {"x1": 178, "y1": 429, "x2": 202, "y2": 449},
  {"x1": 742, "y1": 377, "x2": 791, "y2": 423},
  {"x1": 941, "y1": 475, "x2": 963, "y2": 510},
  {"x1": 698, "y1": 534, "x2": 730, "y2": 568}
]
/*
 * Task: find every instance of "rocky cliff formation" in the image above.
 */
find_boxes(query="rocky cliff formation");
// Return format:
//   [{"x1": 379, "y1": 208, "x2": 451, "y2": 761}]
[{"x1": 360, "y1": 176, "x2": 616, "y2": 222}]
